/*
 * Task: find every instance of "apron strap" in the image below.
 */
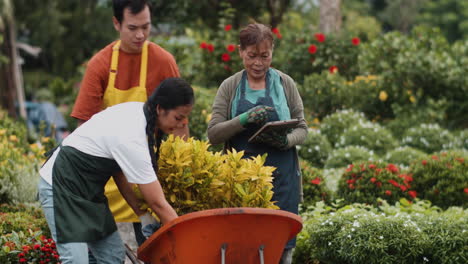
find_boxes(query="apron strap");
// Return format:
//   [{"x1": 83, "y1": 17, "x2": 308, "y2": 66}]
[{"x1": 107, "y1": 40, "x2": 121, "y2": 90}]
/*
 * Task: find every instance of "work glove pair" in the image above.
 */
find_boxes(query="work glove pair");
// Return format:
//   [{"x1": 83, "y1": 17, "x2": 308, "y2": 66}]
[
  {"x1": 239, "y1": 105, "x2": 275, "y2": 126},
  {"x1": 139, "y1": 212, "x2": 161, "y2": 239}
]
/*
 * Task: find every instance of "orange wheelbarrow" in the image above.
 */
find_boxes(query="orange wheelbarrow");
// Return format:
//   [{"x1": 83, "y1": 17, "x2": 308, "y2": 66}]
[{"x1": 137, "y1": 208, "x2": 302, "y2": 264}]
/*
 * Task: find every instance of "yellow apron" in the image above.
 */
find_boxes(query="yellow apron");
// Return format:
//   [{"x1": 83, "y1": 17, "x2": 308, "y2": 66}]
[{"x1": 103, "y1": 40, "x2": 148, "y2": 222}]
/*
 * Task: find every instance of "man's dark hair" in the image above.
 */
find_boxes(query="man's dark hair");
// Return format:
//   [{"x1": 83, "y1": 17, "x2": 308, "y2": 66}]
[{"x1": 113, "y1": 0, "x2": 152, "y2": 23}]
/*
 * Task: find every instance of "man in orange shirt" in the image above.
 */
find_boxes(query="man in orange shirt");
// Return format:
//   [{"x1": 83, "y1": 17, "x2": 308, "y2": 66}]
[{"x1": 71, "y1": 0, "x2": 187, "y2": 256}]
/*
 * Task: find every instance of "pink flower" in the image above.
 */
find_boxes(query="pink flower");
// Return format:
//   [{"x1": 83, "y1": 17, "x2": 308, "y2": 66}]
[
  {"x1": 308, "y1": 44, "x2": 317, "y2": 54},
  {"x1": 351, "y1": 37, "x2": 360, "y2": 46},
  {"x1": 315, "y1": 33, "x2": 326, "y2": 42},
  {"x1": 224, "y1": 24, "x2": 232, "y2": 31},
  {"x1": 226, "y1": 44, "x2": 236, "y2": 52},
  {"x1": 370, "y1": 177, "x2": 377, "y2": 183},
  {"x1": 368, "y1": 164, "x2": 376, "y2": 169}
]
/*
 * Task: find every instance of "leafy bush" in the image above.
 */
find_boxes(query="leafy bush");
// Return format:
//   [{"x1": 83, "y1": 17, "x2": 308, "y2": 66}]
[
  {"x1": 188, "y1": 86, "x2": 216, "y2": 141},
  {"x1": 135, "y1": 135, "x2": 278, "y2": 215},
  {"x1": 0, "y1": 204, "x2": 56, "y2": 263},
  {"x1": 275, "y1": 30, "x2": 362, "y2": 83},
  {"x1": 337, "y1": 162, "x2": 417, "y2": 206},
  {"x1": 401, "y1": 123, "x2": 456, "y2": 153},
  {"x1": 453, "y1": 129, "x2": 468, "y2": 150},
  {"x1": 320, "y1": 109, "x2": 368, "y2": 146},
  {"x1": 324, "y1": 146, "x2": 377, "y2": 169},
  {"x1": 384, "y1": 146, "x2": 427, "y2": 167},
  {"x1": 298, "y1": 129, "x2": 332, "y2": 168},
  {"x1": 409, "y1": 151, "x2": 467, "y2": 209},
  {"x1": 295, "y1": 201, "x2": 468, "y2": 264},
  {"x1": 358, "y1": 26, "x2": 467, "y2": 128},
  {"x1": 335, "y1": 122, "x2": 398, "y2": 156},
  {"x1": 300, "y1": 160, "x2": 331, "y2": 205},
  {"x1": 384, "y1": 99, "x2": 448, "y2": 140},
  {"x1": 0, "y1": 110, "x2": 44, "y2": 203},
  {"x1": 299, "y1": 72, "x2": 347, "y2": 120}
]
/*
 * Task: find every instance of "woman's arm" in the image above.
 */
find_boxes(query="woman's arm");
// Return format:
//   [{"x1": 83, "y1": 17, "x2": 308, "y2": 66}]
[
  {"x1": 207, "y1": 77, "x2": 245, "y2": 145},
  {"x1": 113, "y1": 171, "x2": 177, "y2": 224},
  {"x1": 137, "y1": 180, "x2": 178, "y2": 224},
  {"x1": 113, "y1": 171, "x2": 146, "y2": 216}
]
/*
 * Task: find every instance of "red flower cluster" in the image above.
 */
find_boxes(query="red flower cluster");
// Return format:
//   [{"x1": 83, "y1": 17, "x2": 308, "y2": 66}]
[
  {"x1": 308, "y1": 44, "x2": 317, "y2": 54},
  {"x1": 314, "y1": 33, "x2": 326, "y2": 43},
  {"x1": 224, "y1": 24, "x2": 232, "y2": 31},
  {"x1": 329, "y1": 66, "x2": 338, "y2": 74},
  {"x1": 344, "y1": 163, "x2": 418, "y2": 200},
  {"x1": 310, "y1": 177, "x2": 321, "y2": 185},
  {"x1": 14, "y1": 236, "x2": 60, "y2": 263},
  {"x1": 226, "y1": 44, "x2": 236, "y2": 52},
  {"x1": 352, "y1": 37, "x2": 360, "y2": 46},
  {"x1": 200, "y1": 42, "x2": 214, "y2": 52},
  {"x1": 221, "y1": 53, "x2": 231, "y2": 62},
  {"x1": 271, "y1": 27, "x2": 282, "y2": 39}
]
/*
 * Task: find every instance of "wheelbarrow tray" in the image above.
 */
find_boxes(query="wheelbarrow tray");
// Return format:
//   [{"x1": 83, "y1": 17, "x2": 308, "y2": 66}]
[{"x1": 137, "y1": 207, "x2": 302, "y2": 264}]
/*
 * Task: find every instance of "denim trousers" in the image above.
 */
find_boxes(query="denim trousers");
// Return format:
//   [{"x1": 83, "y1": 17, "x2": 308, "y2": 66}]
[{"x1": 38, "y1": 177, "x2": 125, "y2": 264}]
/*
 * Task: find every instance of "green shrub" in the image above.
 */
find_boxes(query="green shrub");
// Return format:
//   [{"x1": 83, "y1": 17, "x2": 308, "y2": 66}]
[
  {"x1": 295, "y1": 202, "x2": 467, "y2": 264},
  {"x1": 384, "y1": 146, "x2": 427, "y2": 167},
  {"x1": 384, "y1": 99, "x2": 448, "y2": 139},
  {"x1": 337, "y1": 161, "x2": 417, "y2": 206},
  {"x1": 453, "y1": 129, "x2": 468, "y2": 150},
  {"x1": 358, "y1": 27, "x2": 467, "y2": 128},
  {"x1": 299, "y1": 72, "x2": 347, "y2": 120},
  {"x1": 300, "y1": 160, "x2": 331, "y2": 205},
  {"x1": 0, "y1": 231, "x2": 59, "y2": 263},
  {"x1": 320, "y1": 109, "x2": 368, "y2": 146},
  {"x1": 298, "y1": 129, "x2": 332, "y2": 168},
  {"x1": 335, "y1": 122, "x2": 398, "y2": 156},
  {"x1": 409, "y1": 151, "x2": 467, "y2": 209},
  {"x1": 401, "y1": 123, "x2": 456, "y2": 153},
  {"x1": 188, "y1": 86, "x2": 216, "y2": 141},
  {"x1": 0, "y1": 111, "x2": 43, "y2": 204},
  {"x1": 325, "y1": 146, "x2": 377, "y2": 169}
]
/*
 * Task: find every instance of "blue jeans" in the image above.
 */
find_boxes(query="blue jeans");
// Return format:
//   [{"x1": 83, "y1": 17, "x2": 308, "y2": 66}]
[{"x1": 38, "y1": 177, "x2": 125, "y2": 264}]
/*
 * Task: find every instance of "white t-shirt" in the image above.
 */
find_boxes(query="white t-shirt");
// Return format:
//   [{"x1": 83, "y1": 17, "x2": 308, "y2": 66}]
[{"x1": 40, "y1": 102, "x2": 157, "y2": 185}]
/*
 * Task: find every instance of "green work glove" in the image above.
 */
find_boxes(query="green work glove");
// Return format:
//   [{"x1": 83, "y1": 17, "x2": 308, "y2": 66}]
[
  {"x1": 255, "y1": 130, "x2": 289, "y2": 150},
  {"x1": 239, "y1": 105, "x2": 274, "y2": 126}
]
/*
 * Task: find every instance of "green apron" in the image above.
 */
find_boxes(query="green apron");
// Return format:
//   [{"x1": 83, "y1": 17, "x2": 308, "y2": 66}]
[{"x1": 52, "y1": 146, "x2": 121, "y2": 243}]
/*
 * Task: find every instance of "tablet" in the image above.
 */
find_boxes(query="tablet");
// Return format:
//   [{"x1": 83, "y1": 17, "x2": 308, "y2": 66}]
[{"x1": 248, "y1": 119, "x2": 301, "y2": 143}]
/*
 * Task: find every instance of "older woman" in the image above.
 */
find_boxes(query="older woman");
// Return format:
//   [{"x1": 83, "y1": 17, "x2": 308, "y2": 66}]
[{"x1": 207, "y1": 23, "x2": 307, "y2": 263}]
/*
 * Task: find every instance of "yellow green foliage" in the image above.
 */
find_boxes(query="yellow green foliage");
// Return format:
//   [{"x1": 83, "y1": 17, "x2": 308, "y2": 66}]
[{"x1": 135, "y1": 135, "x2": 279, "y2": 215}]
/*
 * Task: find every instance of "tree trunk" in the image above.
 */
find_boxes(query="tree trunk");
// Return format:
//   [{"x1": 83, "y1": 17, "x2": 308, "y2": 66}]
[
  {"x1": 266, "y1": 0, "x2": 291, "y2": 28},
  {"x1": 319, "y1": 0, "x2": 342, "y2": 34}
]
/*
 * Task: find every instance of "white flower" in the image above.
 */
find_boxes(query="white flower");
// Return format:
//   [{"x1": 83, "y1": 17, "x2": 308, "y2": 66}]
[
  {"x1": 328, "y1": 242, "x2": 332, "y2": 246},
  {"x1": 379, "y1": 236, "x2": 384, "y2": 239},
  {"x1": 423, "y1": 257, "x2": 429, "y2": 262},
  {"x1": 347, "y1": 235, "x2": 352, "y2": 238},
  {"x1": 351, "y1": 228, "x2": 355, "y2": 232},
  {"x1": 353, "y1": 221, "x2": 361, "y2": 228}
]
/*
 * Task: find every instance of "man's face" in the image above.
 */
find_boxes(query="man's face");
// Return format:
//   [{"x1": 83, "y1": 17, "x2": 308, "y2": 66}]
[{"x1": 113, "y1": 5, "x2": 151, "y2": 53}]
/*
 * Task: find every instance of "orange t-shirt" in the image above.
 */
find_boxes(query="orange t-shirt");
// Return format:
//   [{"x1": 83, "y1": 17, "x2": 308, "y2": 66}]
[{"x1": 71, "y1": 41, "x2": 180, "y2": 121}]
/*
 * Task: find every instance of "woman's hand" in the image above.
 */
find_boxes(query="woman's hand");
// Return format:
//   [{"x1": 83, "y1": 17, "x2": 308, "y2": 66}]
[
  {"x1": 256, "y1": 130, "x2": 289, "y2": 150},
  {"x1": 240, "y1": 105, "x2": 274, "y2": 126}
]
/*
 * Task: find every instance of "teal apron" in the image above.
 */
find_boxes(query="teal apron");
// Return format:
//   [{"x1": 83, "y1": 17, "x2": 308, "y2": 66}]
[
  {"x1": 52, "y1": 146, "x2": 121, "y2": 243},
  {"x1": 229, "y1": 71, "x2": 300, "y2": 248}
]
